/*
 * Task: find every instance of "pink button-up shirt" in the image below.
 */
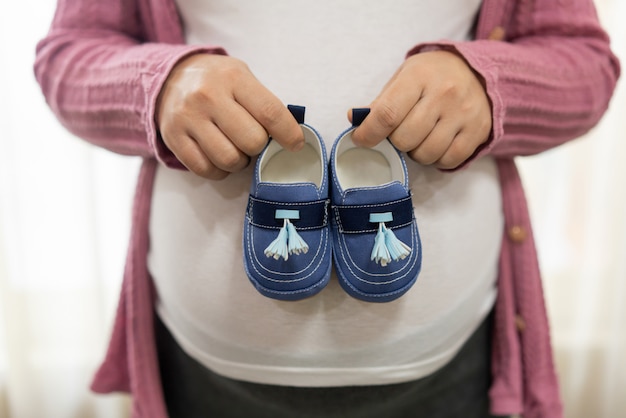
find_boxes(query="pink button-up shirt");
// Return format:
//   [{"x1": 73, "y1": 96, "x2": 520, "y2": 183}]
[{"x1": 34, "y1": 0, "x2": 620, "y2": 416}]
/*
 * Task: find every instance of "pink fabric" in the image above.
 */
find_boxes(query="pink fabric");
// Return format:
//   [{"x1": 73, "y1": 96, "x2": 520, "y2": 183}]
[{"x1": 34, "y1": 0, "x2": 620, "y2": 416}]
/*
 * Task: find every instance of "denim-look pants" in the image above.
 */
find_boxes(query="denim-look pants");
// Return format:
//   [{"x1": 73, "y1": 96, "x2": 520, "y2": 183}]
[{"x1": 155, "y1": 313, "x2": 507, "y2": 418}]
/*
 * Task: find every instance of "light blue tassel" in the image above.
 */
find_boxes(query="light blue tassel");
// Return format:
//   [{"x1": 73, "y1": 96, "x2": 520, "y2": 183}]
[
  {"x1": 286, "y1": 221, "x2": 309, "y2": 255},
  {"x1": 264, "y1": 213, "x2": 309, "y2": 260},
  {"x1": 264, "y1": 219, "x2": 290, "y2": 260},
  {"x1": 384, "y1": 224, "x2": 411, "y2": 261},
  {"x1": 369, "y1": 213, "x2": 412, "y2": 266},
  {"x1": 371, "y1": 223, "x2": 392, "y2": 266}
]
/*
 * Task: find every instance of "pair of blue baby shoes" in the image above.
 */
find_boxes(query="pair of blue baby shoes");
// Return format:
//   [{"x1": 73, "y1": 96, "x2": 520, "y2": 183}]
[{"x1": 243, "y1": 105, "x2": 422, "y2": 303}]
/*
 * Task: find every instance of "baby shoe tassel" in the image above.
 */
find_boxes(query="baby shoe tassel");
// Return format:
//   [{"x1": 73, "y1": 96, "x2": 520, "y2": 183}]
[
  {"x1": 286, "y1": 221, "x2": 309, "y2": 256},
  {"x1": 370, "y1": 213, "x2": 411, "y2": 266},
  {"x1": 371, "y1": 223, "x2": 392, "y2": 266},
  {"x1": 264, "y1": 210, "x2": 308, "y2": 261}
]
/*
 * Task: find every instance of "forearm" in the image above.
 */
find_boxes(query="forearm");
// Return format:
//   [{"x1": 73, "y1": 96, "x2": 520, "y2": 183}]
[
  {"x1": 33, "y1": 0, "x2": 225, "y2": 166},
  {"x1": 408, "y1": 1, "x2": 620, "y2": 160},
  {"x1": 36, "y1": 33, "x2": 223, "y2": 164}
]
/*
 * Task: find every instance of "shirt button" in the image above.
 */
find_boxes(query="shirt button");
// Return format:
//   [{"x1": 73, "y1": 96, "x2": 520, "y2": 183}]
[
  {"x1": 508, "y1": 225, "x2": 527, "y2": 243},
  {"x1": 515, "y1": 315, "x2": 527, "y2": 332},
  {"x1": 488, "y1": 26, "x2": 506, "y2": 41}
]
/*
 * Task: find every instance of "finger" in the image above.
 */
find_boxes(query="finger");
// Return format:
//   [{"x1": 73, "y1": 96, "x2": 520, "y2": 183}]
[
  {"x1": 352, "y1": 76, "x2": 424, "y2": 148},
  {"x1": 234, "y1": 78, "x2": 304, "y2": 152},
  {"x1": 435, "y1": 131, "x2": 479, "y2": 170},
  {"x1": 345, "y1": 66, "x2": 404, "y2": 124},
  {"x1": 407, "y1": 119, "x2": 459, "y2": 166},
  {"x1": 212, "y1": 101, "x2": 270, "y2": 156},
  {"x1": 166, "y1": 133, "x2": 229, "y2": 180},
  {"x1": 189, "y1": 122, "x2": 251, "y2": 173},
  {"x1": 387, "y1": 95, "x2": 440, "y2": 152}
]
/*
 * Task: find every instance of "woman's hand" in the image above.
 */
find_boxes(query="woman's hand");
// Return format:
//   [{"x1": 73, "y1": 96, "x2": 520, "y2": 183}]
[
  {"x1": 156, "y1": 54, "x2": 304, "y2": 180},
  {"x1": 352, "y1": 50, "x2": 492, "y2": 169}
]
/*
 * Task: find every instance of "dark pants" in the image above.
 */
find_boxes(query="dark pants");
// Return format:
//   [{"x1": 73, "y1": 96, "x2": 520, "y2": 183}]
[{"x1": 155, "y1": 315, "x2": 507, "y2": 418}]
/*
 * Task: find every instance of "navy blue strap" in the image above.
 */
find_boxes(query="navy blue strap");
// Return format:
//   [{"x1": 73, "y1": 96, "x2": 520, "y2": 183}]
[
  {"x1": 352, "y1": 108, "x2": 370, "y2": 127},
  {"x1": 248, "y1": 197, "x2": 329, "y2": 230},
  {"x1": 288, "y1": 105, "x2": 306, "y2": 124},
  {"x1": 333, "y1": 196, "x2": 413, "y2": 233}
]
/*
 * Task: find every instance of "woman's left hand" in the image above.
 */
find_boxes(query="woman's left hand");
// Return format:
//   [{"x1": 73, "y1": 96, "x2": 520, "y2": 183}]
[{"x1": 351, "y1": 50, "x2": 492, "y2": 169}]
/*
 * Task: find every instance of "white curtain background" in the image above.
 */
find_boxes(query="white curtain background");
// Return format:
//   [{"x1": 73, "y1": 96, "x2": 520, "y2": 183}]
[{"x1": 0, "y1": 1, "x2": 624, "y2": 417}]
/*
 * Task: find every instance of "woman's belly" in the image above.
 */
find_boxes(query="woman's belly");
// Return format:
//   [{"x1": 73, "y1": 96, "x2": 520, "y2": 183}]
[{"x1": 148, "y1": 155, "x2": 503, "y2": 386}]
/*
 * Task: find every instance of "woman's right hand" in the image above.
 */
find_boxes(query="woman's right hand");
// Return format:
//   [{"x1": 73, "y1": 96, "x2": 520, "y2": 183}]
[{"x1": 156, "y1": 54, "x2": 304, "y2": 180}]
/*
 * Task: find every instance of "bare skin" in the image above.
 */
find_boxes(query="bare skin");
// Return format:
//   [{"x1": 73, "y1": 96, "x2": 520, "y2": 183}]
[
  {"x1": 351, "y1": 50, "x2": 492, "y2": 170},
  {"x1": 156, "y1": 50, "x2": 491, "y2": 179},
  {"x1": 156, "y1": 54, "x2": 304, "y2": 180}
]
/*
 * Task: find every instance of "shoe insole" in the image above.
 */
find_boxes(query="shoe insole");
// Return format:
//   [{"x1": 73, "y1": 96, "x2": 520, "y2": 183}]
[
  {"x1": 261, "y1": 143, "x2": 322, "y2": 186},
  {"x1": 336, "y1": 147, "x2": 392, "y2": 189}
]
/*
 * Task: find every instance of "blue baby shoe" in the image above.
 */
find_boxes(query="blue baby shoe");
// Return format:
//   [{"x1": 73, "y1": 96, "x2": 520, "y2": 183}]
[
  {"x1": 330, "y1": 109, "x2": 422, "y2": 302},
  {"x1": 243, "y1": 105, "x2": 331, "y2": 301}
]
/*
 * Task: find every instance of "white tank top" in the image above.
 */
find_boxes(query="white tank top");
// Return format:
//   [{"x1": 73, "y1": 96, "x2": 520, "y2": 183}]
[{"x1": 149, "y1": 0, "x2": 503, "y2": 387}]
